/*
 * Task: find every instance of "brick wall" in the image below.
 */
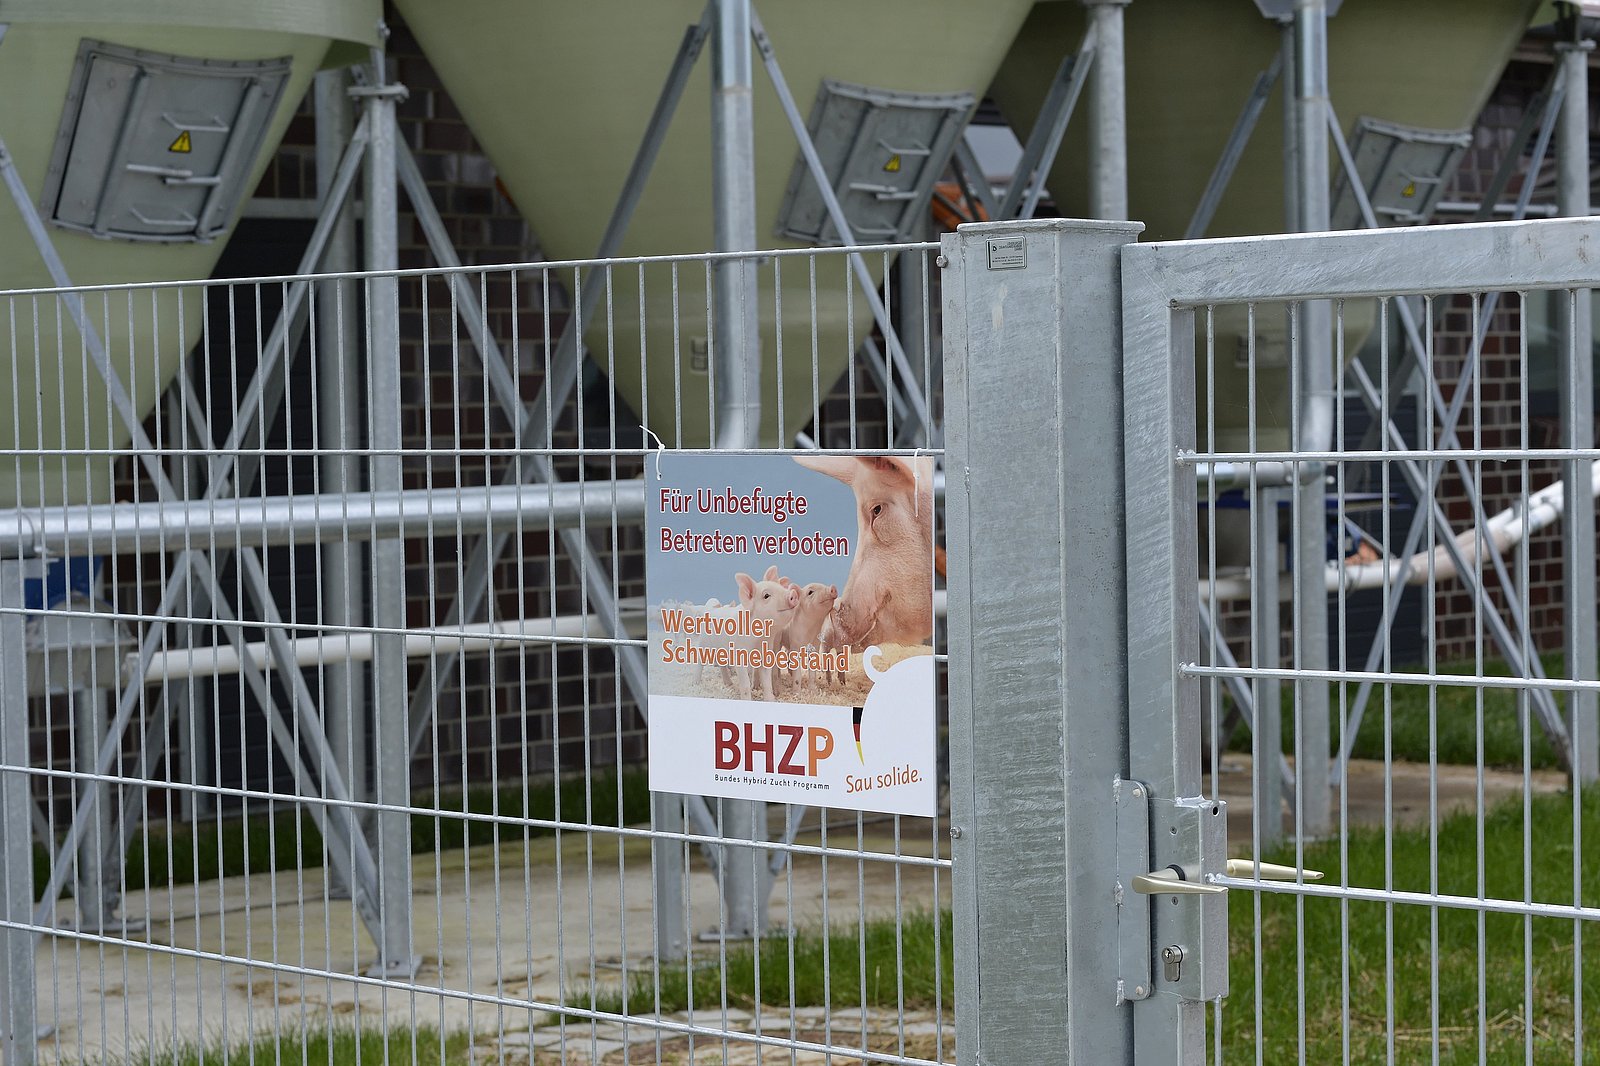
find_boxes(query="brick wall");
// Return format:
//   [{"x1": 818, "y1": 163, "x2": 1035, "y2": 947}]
[{"x1": 1426, "y1": 51, "x2": 1593, "y2": 665}]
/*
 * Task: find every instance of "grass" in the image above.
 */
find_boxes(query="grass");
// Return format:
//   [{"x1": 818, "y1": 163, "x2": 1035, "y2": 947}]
[
  {"x1": 1221, "y1": 785, "x2": 1600, "y2": 1062},
  {"x1": 66, "y1": 786, "x2": 1599, "y2": 1063},
  {"x1": 44, "y1": 769, "x2": 652, "y2": 900},
  {"x1": 118, "y1": 1025, "x2": 471, "y2": 1066},
  {"x1": 1229, "y1": 654, "x2": 1565, "y2": 769},
  {"x1": 580, "y1": 909, "x2": 955, "y2": 1018},
  {"x1": 564, "y1": 788, "x2": 1599, "y2": 1063}
]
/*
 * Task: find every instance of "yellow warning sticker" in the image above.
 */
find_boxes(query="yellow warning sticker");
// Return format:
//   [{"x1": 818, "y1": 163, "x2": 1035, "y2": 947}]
[
  {"x1": 1401, "y1": 181, "x2": 1416, "y2": 198},
  {"x1": 883, "y1": 154, "x2": 901, "y2": 173},
  {"x1": 168, "y1": 130, "x2": 192, "y2": 154}
]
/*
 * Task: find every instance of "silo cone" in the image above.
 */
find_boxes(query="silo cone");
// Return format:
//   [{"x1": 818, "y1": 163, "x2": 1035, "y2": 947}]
[
  {"x1": 394, "y1": 0, "x2": 1036, "y2": 446},
  {"x1": 989, "y1": 0, "x2": 1536, "y2": 449},
  {"x1": 0, "y1": 1, "x2": 380, "y2": 506}
]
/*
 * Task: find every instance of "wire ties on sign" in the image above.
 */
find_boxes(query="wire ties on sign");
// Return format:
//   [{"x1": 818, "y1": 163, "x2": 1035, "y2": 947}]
[
  {"x1": 641, "y1": 424, "x2": 667, "y2": 480},
  {"x1": 20, "y1": 511, "x2": 47, "y2": 561}
]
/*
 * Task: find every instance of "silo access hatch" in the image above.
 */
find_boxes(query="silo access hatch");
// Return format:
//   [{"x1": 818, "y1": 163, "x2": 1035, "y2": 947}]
[
  {"x1": 39, "y1": 38, "x2": 291, "y2": 242},
  {"x1": 776, "y1": 79, "x2": 974, "y2": 245}
]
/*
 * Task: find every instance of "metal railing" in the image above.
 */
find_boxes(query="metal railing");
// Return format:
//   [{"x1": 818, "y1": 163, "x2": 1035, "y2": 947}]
[{"x1": 0, "y1": 241, "x2": 953, "y2": 1065}]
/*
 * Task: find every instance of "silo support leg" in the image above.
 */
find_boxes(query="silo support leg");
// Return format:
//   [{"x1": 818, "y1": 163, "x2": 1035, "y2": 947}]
[
  {"x1": 998, "y1": 25, "x2": 1096, "y2": 221},
  {"x1": 359, "y1": 73, "x2": 419, "y2": 978},
  {"x1": 1556, "y1": 30, "x2": 1598, "y2": 785},
  {"x1": 0, "y1": 559, "x2": 38, "y2": 1066},
  {"x1": 393, "y1": 10, "x2": 711, "y2": 756},
  {"x1": 1185, "y1": 53, "x2": 1282, "y2": 240}
]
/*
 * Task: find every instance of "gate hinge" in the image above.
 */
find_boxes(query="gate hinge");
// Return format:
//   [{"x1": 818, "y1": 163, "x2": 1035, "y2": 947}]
[{"x1": 1113, "y1": 778, "x2": 1230, "y2": 1004}]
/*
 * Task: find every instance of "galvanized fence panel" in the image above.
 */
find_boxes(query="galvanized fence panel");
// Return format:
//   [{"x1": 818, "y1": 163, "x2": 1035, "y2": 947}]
[
  {"x1": 1122, "y1": 216, "x2": 1600, "y2": 1065},
  {"x1": 0, "y1": 242, "x2": 953, "y2": 1065}
]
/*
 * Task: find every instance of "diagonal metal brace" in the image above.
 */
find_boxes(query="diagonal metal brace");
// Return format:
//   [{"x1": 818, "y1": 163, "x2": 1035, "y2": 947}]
[{"x1": 1000, "y1": 25, "x2": 1097, "y2": 221}]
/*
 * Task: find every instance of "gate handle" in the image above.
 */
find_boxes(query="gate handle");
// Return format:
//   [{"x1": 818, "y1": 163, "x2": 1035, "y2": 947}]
[
  {"x1": 1224, "y1": 859, "x2": 1325, "y2": 881},
  {"x1": 1131, "y1": 865, "x2": 1227, "y2": 896}
]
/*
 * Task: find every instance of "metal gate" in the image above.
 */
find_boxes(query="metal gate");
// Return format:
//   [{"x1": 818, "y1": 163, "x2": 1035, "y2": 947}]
[{"x1": 943, "y1": 215, "x2": 1600, "y2": 1064}]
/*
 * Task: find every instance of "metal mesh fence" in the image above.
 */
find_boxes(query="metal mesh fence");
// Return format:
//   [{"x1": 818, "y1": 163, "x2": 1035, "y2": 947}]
[
  {"x1": 0, "y1": 242, "x2": 952, "y2": 1065},
  {"x1": 1120, "y1": 218, "x2": 1600, "y2": 1064}
]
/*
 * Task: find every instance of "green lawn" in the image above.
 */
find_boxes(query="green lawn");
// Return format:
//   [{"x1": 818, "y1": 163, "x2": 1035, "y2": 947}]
[
  {"x1": 581, "y1": 909, "x2": 954, "y2": 1018},
  {"x1": 1222, "y1": 785, "x2": 1600, "y2": 1062},
  {"x1": 571, "y1": 787, "x2": 1598, "y2": 1063},
  {"x1": 123, "y1": 1025, "x2": 470, "y2": 1066},
  {"x1": 77, "y1": 786, "x2": 1599, "y2": 1064}
]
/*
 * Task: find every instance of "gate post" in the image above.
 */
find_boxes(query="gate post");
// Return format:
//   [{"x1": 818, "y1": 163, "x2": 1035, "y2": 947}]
[{"x1": 945, "y1": 217, "x2": 1142, "y2": 1064}]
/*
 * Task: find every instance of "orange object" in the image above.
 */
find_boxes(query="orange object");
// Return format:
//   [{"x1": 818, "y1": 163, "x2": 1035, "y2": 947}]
[{"x1": 931, "y1": 180, "x2": 988, "y2": 231}]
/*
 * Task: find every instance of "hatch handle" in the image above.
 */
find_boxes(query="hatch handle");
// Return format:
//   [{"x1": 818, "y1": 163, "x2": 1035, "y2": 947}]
[
  {"x1": 160, "y1": 112, "x2": 230, "y2": 134},
  {"x1": 126, "y1": 205, "x2": 198, "y2": 229},
  {"x1": 124, "y1": 163, "x2": 221, "y2": 187}
]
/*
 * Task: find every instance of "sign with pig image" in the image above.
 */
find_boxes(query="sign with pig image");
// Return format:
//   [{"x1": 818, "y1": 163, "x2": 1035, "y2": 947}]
[{"x1": 646, "y1": 453, "x2": 936, "y2": 817}]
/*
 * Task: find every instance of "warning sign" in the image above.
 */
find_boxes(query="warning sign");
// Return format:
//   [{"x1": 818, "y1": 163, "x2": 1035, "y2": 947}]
[
  {"x1": 168, "y1": 131, "x2": 192, "y2": 154},
  {"x1": 646, "y1": 453, "x2": 937, "y2": 816},
  {"x1": 1401, "y1": 181, "x2": 1416, "y2": 198},
  {"x1": 883, "y1": 154, "x2": 901, "y2": 173}
]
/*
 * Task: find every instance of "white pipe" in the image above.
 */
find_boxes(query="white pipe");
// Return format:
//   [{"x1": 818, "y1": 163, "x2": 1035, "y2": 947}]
[
  {"x1": 125, "y1": 591, "x2": 953, "y2": 685},
  {"x1": 1204, "y1": 473, "x2": 1594, "y2": 603},
  {"x1": 128, "y1": 612, "x2": 645, "y2": 685}
]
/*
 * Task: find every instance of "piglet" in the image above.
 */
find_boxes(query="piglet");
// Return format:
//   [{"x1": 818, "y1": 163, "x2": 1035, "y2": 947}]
[
  {"x1": 779, "y1": 582, "x2": 838, "y2": 685},
  {"x1": 690, "y1": 567, "x2": 796, "y2": 698},
  {"x1": 736, "y1": 569, "x2": 799, "y2": 699}
]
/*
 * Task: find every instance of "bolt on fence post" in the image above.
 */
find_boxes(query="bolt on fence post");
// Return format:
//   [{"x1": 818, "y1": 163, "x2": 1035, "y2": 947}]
[
  {"x1": 944, "y1": 217, "x2": 1143, "y2": 1065},
  {"x1": 0, "y1": 557, "x2": 37, "y2": 1066}
]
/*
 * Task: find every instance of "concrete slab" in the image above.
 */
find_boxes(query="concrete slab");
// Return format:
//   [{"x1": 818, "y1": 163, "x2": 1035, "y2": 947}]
[
  {"x1": 1209, "y1": 754, "x2": 1567, "y2": 847},
  {"x1": 29, "y1": 817, "x2": 949, "y2": 1062}
]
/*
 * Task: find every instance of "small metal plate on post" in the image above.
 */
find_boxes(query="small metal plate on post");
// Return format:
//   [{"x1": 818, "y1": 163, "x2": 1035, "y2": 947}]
[{"x1": 986, "y1": 236, "x2": 1026, "y2": 271}]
